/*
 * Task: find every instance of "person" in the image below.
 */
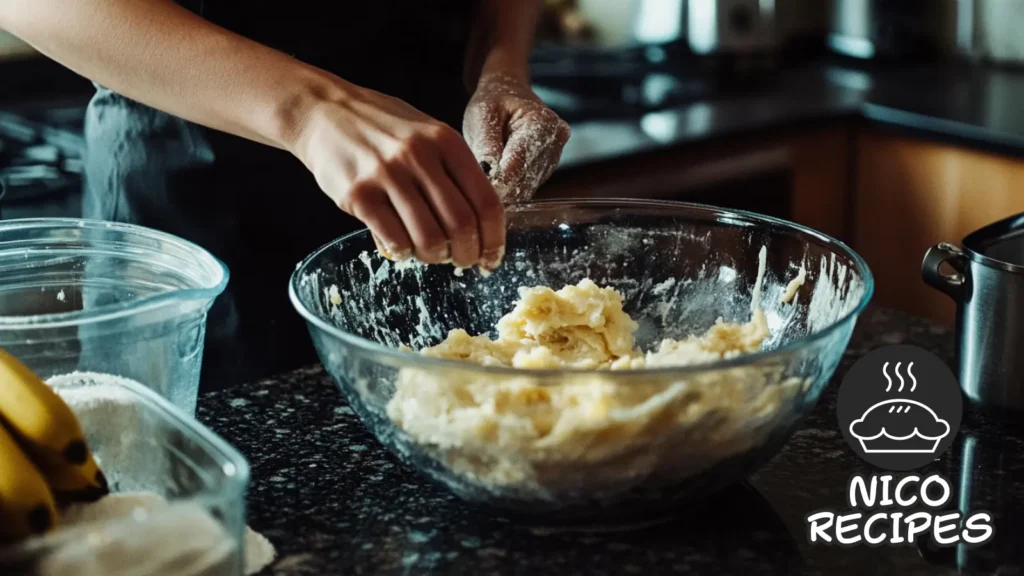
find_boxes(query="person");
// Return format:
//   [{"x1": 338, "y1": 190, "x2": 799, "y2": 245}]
[{"x1": 0, "y1": 0, "x2": 570, "y2": 389}]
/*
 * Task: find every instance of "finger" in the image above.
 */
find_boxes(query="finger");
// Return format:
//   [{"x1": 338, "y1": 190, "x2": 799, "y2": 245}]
[
  {"x1": 350, "y1": 188, "x2": 413, "y2": 260},
  {"x1": 437, "y1": 129, "x2": 506, "y2": 270},
  {"x1": 530, "y1": 118, "x2": 571, "y2": 196},
  {"x1": 383, "y1": 172, "x2": 450, "y2": 264},
  {"x1": 496, "y1": 125, "x2": 550, "y2": 204},
  {"x1": 497, "y1": 111, "x2": 568, "y2": 204},
  {"x1": 372, "y1": 233, "x2": 408, "y2": 261},
  {"x1": 410, "y1": 156, "x2": 481, "y2": 268},
  {"x1": 463, "y1": 100, "x2": 506, "y2": 175},
  {"x1": 544, "y1": 118, "x2": 572, "y2": 183}
]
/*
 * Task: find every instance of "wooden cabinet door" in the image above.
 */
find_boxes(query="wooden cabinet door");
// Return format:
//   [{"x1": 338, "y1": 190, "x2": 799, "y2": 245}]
[
  {"x1": 790, "y1": 129, "x2": 853, "y2": 242},
  {"x1": 853, "y1": 131, "x2": 1024, "y2": 324}
]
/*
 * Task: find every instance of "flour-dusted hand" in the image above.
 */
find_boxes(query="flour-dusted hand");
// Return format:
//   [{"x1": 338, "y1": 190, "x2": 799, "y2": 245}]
[
  {"x1": 293, "y1": 84, "x2": 506, "y2": 270},
  {"x1": 463, "y1": 73, "x2": 571, "y2": 204}
]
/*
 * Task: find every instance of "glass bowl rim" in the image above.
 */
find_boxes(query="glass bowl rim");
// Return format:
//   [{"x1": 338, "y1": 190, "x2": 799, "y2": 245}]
[
  {"x1": 0, "y1": 218, "x2": 229, "y2": 331},
  {"x1": 288, "y1": 198, "x2": 875, "y2": 377}
]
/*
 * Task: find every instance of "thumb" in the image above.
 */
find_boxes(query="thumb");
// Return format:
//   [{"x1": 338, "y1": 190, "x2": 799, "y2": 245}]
[{"x1": 463, "y1": 101, "x2": 505, "y2": 177}]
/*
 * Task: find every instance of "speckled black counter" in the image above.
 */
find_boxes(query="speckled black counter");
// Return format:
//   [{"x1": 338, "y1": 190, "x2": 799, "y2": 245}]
[{"x1": 197, "y1": 306, "x2": 1024, "y2": 576}]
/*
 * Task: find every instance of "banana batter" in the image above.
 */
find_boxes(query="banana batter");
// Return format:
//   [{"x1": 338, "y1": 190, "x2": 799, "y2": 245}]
[{"x1": 386, "y1": 247, "x2": 807, "y2": 496}]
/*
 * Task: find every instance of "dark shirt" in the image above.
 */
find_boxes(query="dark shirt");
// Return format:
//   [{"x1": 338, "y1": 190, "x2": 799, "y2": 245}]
[
  {"x1": 184, "y1": 1, "x2": 474, "y2": 122},
  {"x1": 82, "y1": 1, "x2": 477, "y2": 389}
]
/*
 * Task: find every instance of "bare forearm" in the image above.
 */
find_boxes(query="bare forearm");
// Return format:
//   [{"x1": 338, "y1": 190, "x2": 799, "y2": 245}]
[
  {"x1": 0, "y1": 0, "x2": 345, "y2": 150},
  {"x1": 465, "y1": 0, "x2": 542, "y2": 88}
]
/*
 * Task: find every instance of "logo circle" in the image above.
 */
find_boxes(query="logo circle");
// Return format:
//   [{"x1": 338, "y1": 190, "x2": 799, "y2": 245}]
[{"x1": 837, "y1": 344, "x2": 962, "y2": 471}]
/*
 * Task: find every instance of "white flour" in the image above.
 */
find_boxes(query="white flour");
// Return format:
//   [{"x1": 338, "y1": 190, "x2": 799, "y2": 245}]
[
  {"x1": 40, "y1": 373, "x2": 276, "y2": 575},
  {"x1": 45, "y1": 492, "x2": 277, "y2": 576},
  {"x1": 36, "y1": 496, "x2": 237, "y2": 576},
  {"x1": 49, "y1": 374, "x2": 149, "y2": 480}
]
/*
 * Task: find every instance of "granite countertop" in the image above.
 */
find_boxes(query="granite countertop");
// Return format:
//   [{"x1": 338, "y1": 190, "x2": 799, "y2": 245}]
[{"x1": 198, "y1": 306, "x2": 1024, "y2": 576}]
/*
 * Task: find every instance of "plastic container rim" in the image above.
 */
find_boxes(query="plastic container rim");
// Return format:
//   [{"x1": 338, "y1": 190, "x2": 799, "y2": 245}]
[{"x1": 0, "y1": 218, "x2": 229, "y2": 331}]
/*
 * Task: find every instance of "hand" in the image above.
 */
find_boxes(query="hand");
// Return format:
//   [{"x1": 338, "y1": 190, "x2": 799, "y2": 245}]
[
  {"x1": 463, "y1": 72, "x2": 571, "y2": 204},
  {"x1": 291, "y1": 84, "x2": 505, "y2": 269}
]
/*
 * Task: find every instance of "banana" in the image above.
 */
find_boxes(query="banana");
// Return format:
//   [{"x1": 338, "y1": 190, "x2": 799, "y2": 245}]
[
  {"x1": 0, "y1": 422, "x2": 58, "y2": 542},
  {"x1": 0, "y1": 349, "x2": 108, "y2": 502}
]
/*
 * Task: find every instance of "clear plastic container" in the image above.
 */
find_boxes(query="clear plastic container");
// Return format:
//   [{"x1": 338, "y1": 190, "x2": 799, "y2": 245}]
[
  {"x1": 0, "y1": 218, "x2": 228, "y2": 415},
  {"x1": 0, "y1": 374, "x2": 250, "y2": 576}
]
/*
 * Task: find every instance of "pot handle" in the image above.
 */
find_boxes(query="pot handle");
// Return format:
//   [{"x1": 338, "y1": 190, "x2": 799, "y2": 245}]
[{"x1": 922, "y1": 242, "x2": 968, "y2": 300}]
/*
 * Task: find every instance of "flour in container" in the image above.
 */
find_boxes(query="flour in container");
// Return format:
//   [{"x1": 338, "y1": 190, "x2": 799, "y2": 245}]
[
  {"x1": 33, "y1": 496, "x2": 237, "y2": 576},
  {"x1": 45, "y1": 492, "x2": 276, "y2": 576},
  {"x1": 22, "y1": 373, "x2": 278, "y2": 575}
]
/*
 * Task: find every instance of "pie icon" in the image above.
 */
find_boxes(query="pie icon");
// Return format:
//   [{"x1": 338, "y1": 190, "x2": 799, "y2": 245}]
[{"x1": 849, "y1": 399, "x2": 951, "y2": 454}]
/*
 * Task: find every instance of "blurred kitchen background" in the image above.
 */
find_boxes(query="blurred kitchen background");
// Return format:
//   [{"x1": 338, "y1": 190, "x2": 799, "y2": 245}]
[{"x1": 3, "y1": 0, "x2": 1024, "y2": 326}]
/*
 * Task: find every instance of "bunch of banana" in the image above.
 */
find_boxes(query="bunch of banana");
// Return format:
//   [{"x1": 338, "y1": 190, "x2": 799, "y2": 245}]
[{"x1": 0, "y1": 349, "x2": 108, "y2": 544}]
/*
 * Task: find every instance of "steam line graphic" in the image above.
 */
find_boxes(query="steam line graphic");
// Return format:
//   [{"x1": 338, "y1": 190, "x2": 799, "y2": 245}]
[{"x1": 882, "y1": 361, "x2": 916, "y2": 392}]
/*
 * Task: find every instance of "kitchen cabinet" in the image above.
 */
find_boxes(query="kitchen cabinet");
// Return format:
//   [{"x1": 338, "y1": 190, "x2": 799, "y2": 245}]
[
  {"x1": 789, "y1": 129, "x2": 853, "y2": 241},
  {"x1": 853, "y1": 130, "x2": 1024, "y2": 325}
]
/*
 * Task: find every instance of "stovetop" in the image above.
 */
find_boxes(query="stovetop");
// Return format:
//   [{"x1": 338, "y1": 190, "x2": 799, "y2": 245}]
[
  {"x1": 529, "y1": 42, "x2": 779, "y2": 123},
  {"x1": 0, "y1": 100, "x2": 87, "y2": 210}
]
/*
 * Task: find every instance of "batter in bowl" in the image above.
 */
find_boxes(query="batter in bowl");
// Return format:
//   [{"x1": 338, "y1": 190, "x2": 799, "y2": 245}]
[{"x1": 386, "y1": 247, "x2": 809, "y2": 497}]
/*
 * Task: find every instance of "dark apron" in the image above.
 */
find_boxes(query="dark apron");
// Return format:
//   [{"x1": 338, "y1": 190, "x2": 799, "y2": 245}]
[{"x1": 83, "y1": 1, "x2": 475, "y2": 390}]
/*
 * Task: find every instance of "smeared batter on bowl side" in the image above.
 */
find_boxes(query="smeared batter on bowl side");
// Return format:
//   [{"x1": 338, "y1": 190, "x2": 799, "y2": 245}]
[{"x1": 386, "y1": 247, "x2": 809, "y2": 497}]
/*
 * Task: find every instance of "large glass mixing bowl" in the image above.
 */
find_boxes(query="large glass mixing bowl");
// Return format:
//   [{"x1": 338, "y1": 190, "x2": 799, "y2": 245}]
[
  {"x1": 0, "y1": 219, "x2": 228, "y2": 415},
  {"x1": 290, "y1": 200, "x2": 873, "y2": 524}
]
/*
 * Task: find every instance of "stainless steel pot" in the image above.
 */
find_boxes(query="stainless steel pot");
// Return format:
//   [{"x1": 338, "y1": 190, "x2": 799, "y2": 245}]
[
  {"x1": 828, "y1": 0, "x2": 969, "y2": 60},
  {"x1": 570, "y1": 0, "x2": 786, "y2": 51},
  {"x1": 684, "y1": 0, "x2": 778, "y2": 55},
  {"x1": 961, "y1": 0, "x2": 1024, "y2": 67},
  {"x1": 923, "y1": 213, "x2": 1024, "y2": 414}
]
